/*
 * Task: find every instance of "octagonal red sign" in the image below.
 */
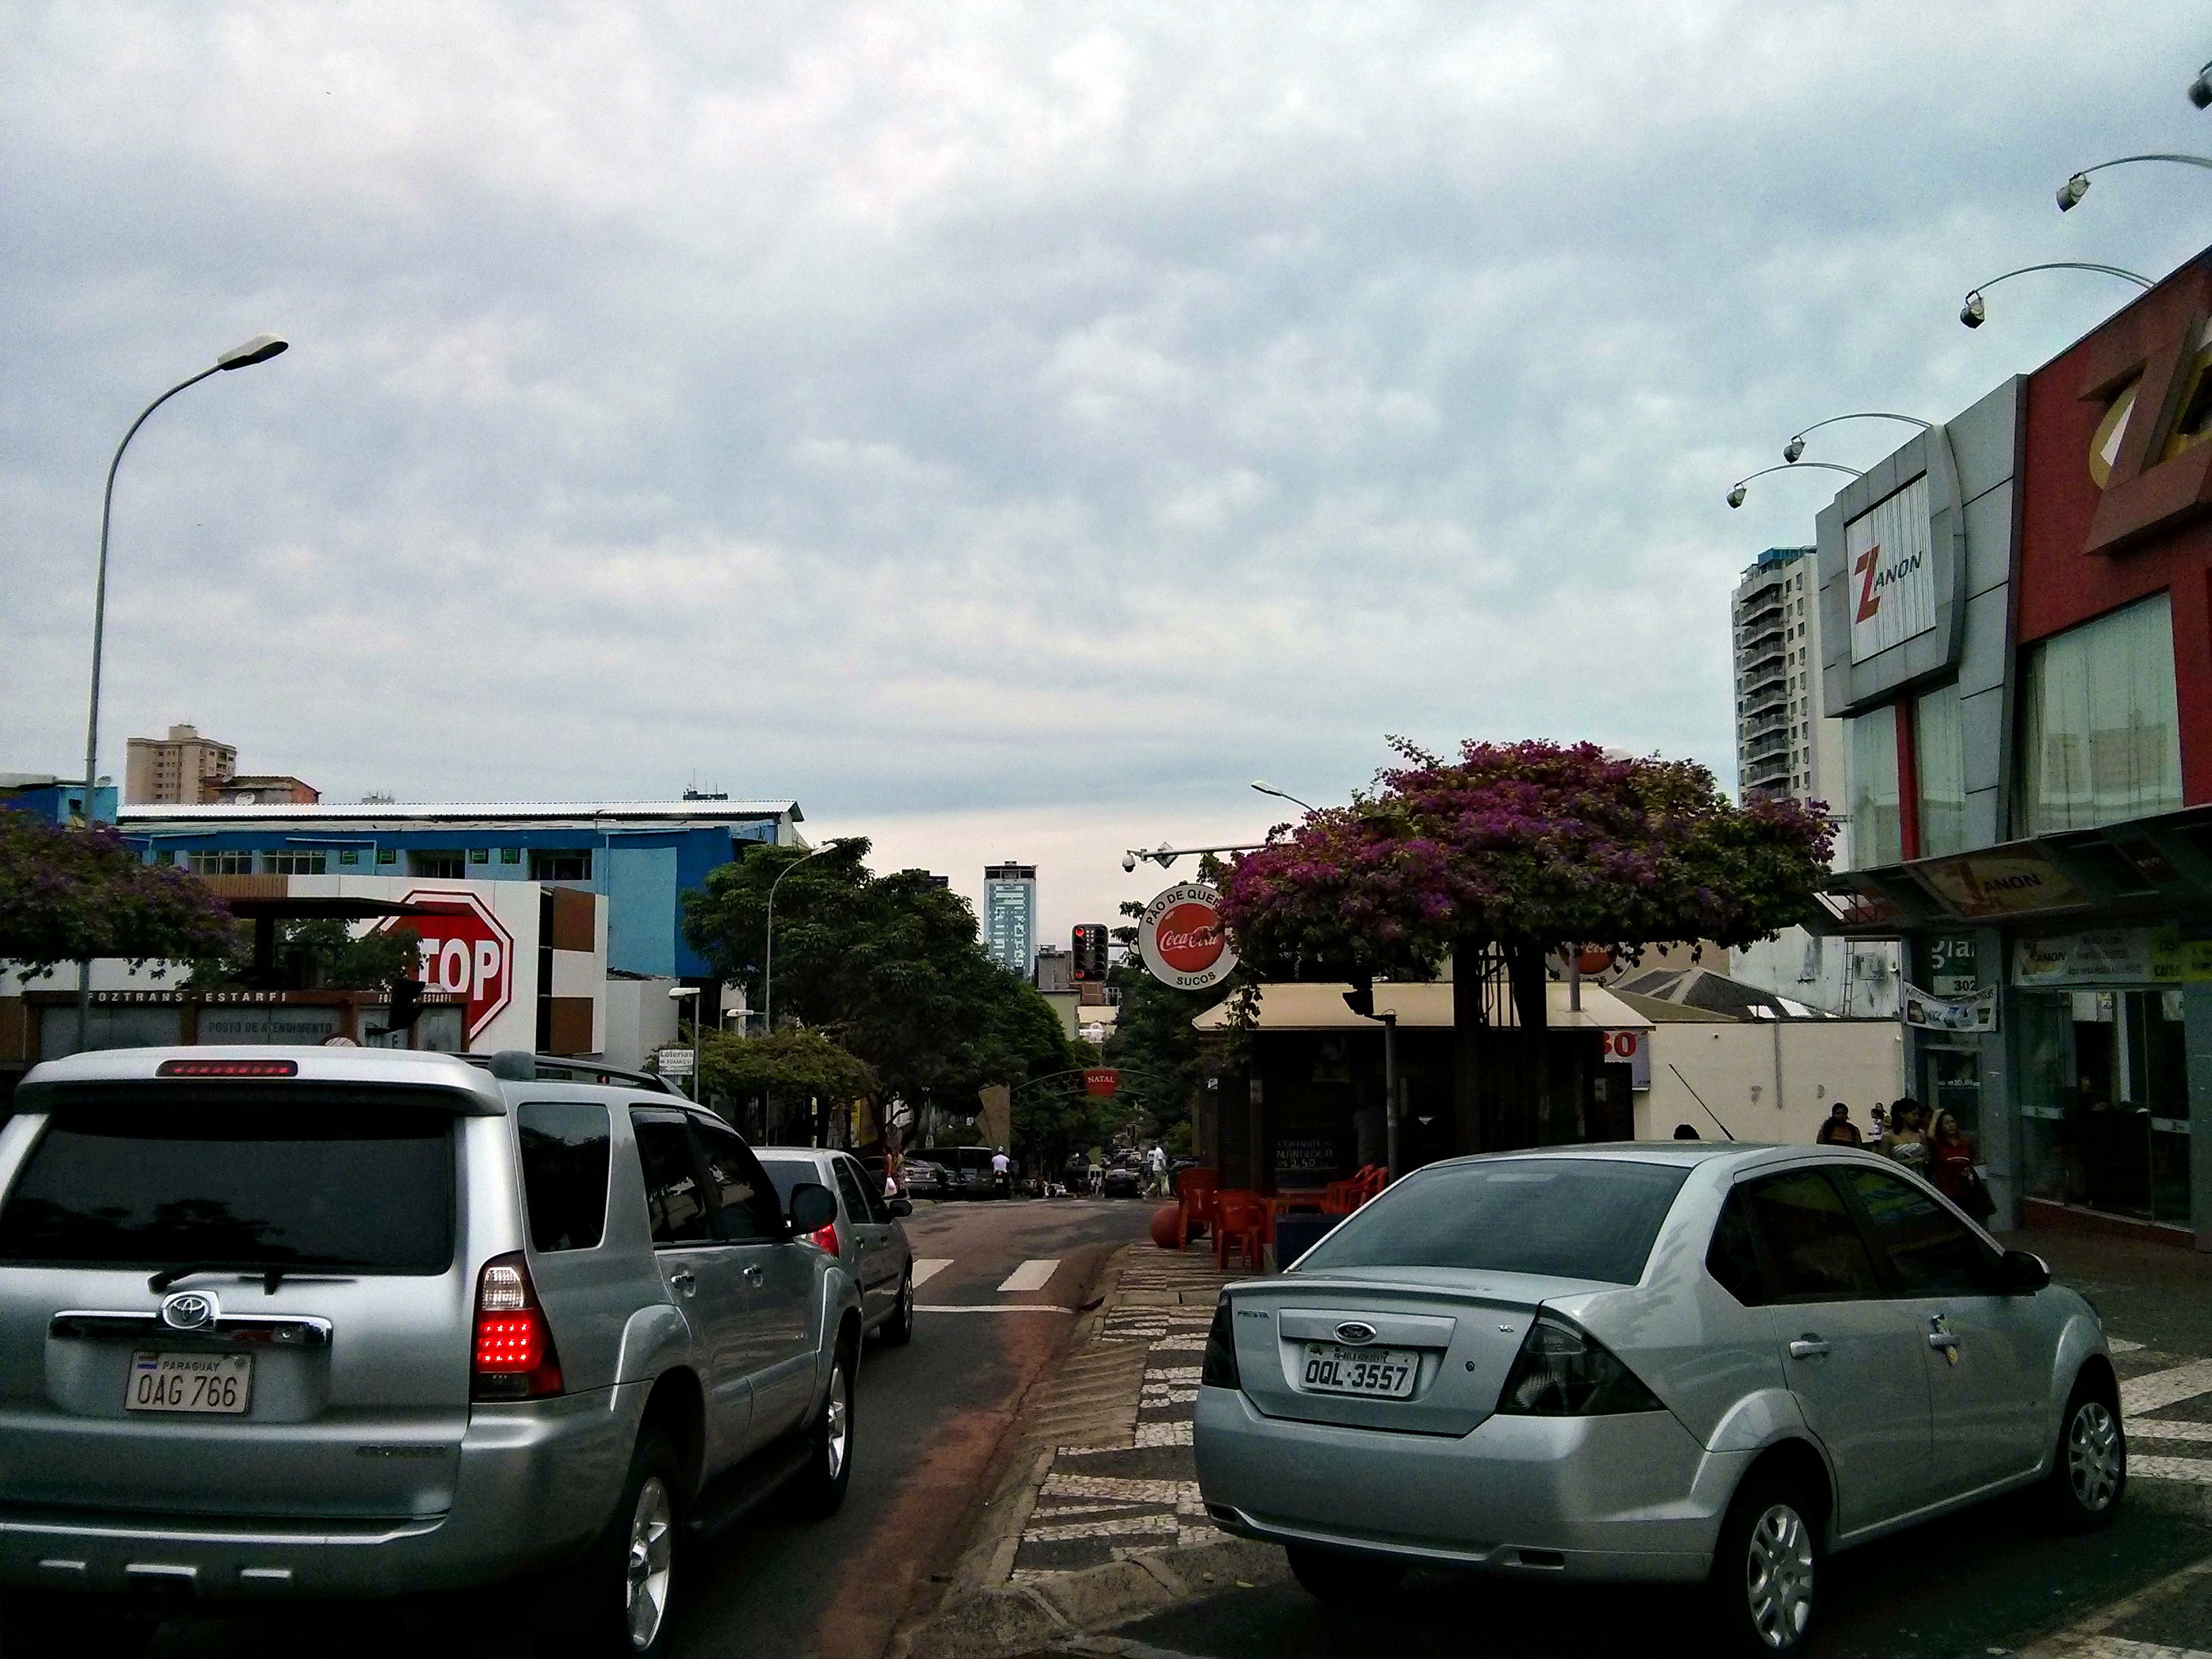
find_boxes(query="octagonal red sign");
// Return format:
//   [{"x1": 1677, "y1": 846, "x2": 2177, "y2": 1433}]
[{"x1": 376, "y1": 888, "x2": 515, "y2": 1044}]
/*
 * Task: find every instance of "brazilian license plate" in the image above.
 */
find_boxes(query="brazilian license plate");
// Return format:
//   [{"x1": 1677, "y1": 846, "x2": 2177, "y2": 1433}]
[
  {"x1": 1300, "y1": 1343, "x2": 1418, "y2": 1398},
  {"x1": 128, "y1": 1351, "x2": 252, "y2": 1414}
]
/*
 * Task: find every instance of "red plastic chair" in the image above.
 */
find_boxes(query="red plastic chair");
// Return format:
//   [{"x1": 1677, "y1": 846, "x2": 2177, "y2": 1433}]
[
  {"x1": 1174, "y1": 1169, "x2": 1221, "y2": 1251},
  {"x1": 1321, "y1": 1164, "x2": 1382, "y2": 1216},
  {"x1": 1214, "y1": 1189, "x2": 1269, "y2": 1273}
]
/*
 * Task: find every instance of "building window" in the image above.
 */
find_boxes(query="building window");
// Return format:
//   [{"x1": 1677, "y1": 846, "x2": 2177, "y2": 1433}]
[
  {"x1": 262, "y1": 851, "x2": 327, "y2": 875},
  {"x1": 376, "y1": 846, "x2": 397, "y2": 865},
  {"x1": 1848, "y1": 703, "x2": 1902, "y2": 869},
  {"x1": 410, "y1": 851, "x2": 466, "y2": 880},
  {"x1": 153, "y1": 849, "x2": 175, "y2": 866},
  {"x1": 1914, "y1": 682, "x2": 1967, "y2": 859},
  {"x1": 529, "y1": 849, "x2": 593, "y2": 882},
  {"x1": 499, "y1": 847, "x2": 521, "y2": 865},
  {"x1": 338, "y1": 848, "x2": 359, "y2": 865},
  {"x1": 2020, "y1": 592, "x2": 2182, "y2": 836},
  {"x1": 189, "y1": 851, "x2": 253, "y2": 876},
  {"x1": 468, "y1": 847, "x2": 489, "y2": 865}
]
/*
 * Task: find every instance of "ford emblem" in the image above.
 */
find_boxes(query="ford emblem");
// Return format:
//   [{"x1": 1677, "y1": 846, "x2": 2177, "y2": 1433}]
[
  {"x1": 1334, "y1": 1320, "x2": 1378, "y2": 1345},
  {"x1": 160, "y1": 1290, "x2": 218, "y2": 1331}
]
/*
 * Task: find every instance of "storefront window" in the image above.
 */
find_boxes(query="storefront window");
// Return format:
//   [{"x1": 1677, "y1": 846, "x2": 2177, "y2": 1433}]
[
  {"x1": 2014, "y1": 976, "x2": 2193, "y2": 1227},
  {"x1": 1847, "y1": 703, "x2": 1902, "y2": 869},
  {"x1": 1914, "y1": 681, "x2": 1966, "y2": 859},
  {"x1": 2019, "y1": 592, "x2": 2182, "y2": 835}
]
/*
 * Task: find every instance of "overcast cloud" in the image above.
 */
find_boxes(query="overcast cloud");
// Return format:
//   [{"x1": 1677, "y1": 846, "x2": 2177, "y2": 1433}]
[{"x1": 3, "y1": 3, "x2": 2205, "y2": 940}]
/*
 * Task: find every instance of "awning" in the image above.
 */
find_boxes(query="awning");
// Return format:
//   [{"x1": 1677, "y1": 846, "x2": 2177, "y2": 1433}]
[{"x1": 1192, "y1": 980, "x2": 1651, "y2": 1033}]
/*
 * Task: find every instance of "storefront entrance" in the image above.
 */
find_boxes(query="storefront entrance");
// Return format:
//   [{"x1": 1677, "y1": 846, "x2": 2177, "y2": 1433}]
[{"x1": 2018, "y1": 984, "x2": 2193, "y2": 1229}]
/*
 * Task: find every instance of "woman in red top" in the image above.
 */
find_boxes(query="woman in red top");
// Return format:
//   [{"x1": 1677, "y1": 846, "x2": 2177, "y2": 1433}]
[{"x1": 1927, "y1": 1111, "x2": 1977, "y2": 1203}]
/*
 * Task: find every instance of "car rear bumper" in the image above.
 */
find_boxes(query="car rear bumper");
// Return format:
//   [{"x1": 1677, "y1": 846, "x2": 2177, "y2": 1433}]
[
  {"x1": 1193, "y1": 1384, "x2": 1746, "y2": 1582},
  {"x1": 0, "y1": 1385, "x2": 641, "y2": 1601}
]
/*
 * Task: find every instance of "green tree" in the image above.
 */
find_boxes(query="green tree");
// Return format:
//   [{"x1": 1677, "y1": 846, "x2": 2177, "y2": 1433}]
[
  {"x1": 699, "y1": 1028, "x2": 877, "y2": 1104},
  {"x1": 1102, "y1": 918, "x2": 1214, "y2": 1150},
  {"x1": 190, "y1": 919, "x2": 422, "y2": 991},
  {"x1": 0, "y1": 814, "x2": 234, "y2": 976}
]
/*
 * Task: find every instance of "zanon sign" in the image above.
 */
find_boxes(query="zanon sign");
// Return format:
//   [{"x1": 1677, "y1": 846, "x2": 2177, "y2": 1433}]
[{"x1": 1847, "y1": 474, "x2": 1938, "y2": 664}]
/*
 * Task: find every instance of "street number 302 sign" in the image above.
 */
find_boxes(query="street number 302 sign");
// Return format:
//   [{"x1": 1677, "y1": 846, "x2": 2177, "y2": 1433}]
[{"x1": 1138, "y1": 883, "x2": 1238, "y2": 991}]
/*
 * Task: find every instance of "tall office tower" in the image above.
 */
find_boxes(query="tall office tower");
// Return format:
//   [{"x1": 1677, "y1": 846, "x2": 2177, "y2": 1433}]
[{"x1": 983, "y1": 861, "x2": 1038, "y2": 978}]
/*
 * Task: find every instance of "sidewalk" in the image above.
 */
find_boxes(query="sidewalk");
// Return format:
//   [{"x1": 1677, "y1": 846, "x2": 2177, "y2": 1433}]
[{"x1": 903, "y1": 1241, "x2": 1287, "y2": 1659}]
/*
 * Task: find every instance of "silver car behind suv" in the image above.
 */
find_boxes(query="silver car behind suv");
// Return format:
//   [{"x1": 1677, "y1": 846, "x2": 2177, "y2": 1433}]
[
  {"x1": 0, "y1": 1046, "x2": 864, "y2": 1657},
  {"x1": 754, "y1": 1147, "x2": 918, "y2": 1345},
  {"x1": 1196, "y1": 1143, "x2": 2122, "y2": 1657}
]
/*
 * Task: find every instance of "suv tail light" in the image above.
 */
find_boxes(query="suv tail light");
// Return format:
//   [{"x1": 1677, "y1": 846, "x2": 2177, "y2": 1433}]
[
  {"x1": 1201, "y1": 1297, "x2": 1241, "y2": 1389},
  {"x1": 1496, "y1": 1314, "x2": 1662, "y2": 1416},
  {"x1": 805, "y1": 1221, "x2": 840, "y2": 1255},
  {"x1": 472, "y1": 1252, "x2": 564, "y2": 1401}
]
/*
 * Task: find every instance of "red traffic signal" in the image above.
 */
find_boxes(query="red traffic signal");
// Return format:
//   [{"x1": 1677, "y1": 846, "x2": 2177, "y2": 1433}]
[{"x1": 1071, "y1": 923, "x2": 1108, "y2": 981}]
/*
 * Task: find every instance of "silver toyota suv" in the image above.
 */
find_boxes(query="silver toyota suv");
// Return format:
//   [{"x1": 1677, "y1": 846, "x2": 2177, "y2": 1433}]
[{"x1": 0, "y1": 1046, "x2": 863, "y2": 1657}]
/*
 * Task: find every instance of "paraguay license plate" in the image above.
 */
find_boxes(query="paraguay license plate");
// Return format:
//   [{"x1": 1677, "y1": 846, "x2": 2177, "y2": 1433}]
[
  {"x1": 1300, "y1": 1343, "x2": 1418, "y2": 1398},
  {"x1": 128, "y1": 1351, "x2": 252, "y2": 1414}
]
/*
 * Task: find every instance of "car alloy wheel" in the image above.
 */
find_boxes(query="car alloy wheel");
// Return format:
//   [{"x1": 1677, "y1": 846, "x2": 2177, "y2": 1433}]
[
  {"x1": 2066, "y1": 1399, "x2": 2123, "y2": 1513},
  {"x1": 822, "y1": 1363, "x2": 851, "y2": 1482},
  {"x1": 1744, "y1": 1502, "x2": 1814, "y2": 1651},
  {"x1": 626, "y1": 1473, "x2": 674, "y2": 1651}
]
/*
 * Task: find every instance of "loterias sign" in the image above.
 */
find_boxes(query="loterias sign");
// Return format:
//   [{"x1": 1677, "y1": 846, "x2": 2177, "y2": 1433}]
[{"x1": 1137, "y1": 882, "x2": 1238, "y2": 991}]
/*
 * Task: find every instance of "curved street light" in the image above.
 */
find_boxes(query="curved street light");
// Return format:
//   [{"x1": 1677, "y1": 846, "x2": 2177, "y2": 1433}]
[
  {"x1": 2192, "y1": 61, "x2": 2212, "y2": 110},
  {"x1": 1250, "y1": 779, "x2": 1317, "y2": 814},
  {"x1": 762, "y1": 844, "x2": 830, "y2": 1034},
  {"x1": 1783, "y1": 413, "x2": 1933, "y2": 464},
  {"x1": 1726, "y1": 462, "x2": 1862, "y2": 510},
  {"x1": 1960, "y1": 262, "x2": 2154, "y2": 327},
  {"x1": 2057, "y1": 154, "x2": 2212, "y2": 211},
  {"x1": 75, "y1": 333, "x2": 289, "y2": 1049}
]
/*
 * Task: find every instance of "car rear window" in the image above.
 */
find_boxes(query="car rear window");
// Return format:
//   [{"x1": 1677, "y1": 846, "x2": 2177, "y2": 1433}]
[
  {"x1": 754, "y1": 1155, "x2": 817, "y2": 1205},
  {"x1": 1294, "y1": 1158, "x2": 1692, "y2": 1286},
  {"x1": 517, "y1": 1101, "x2": 611, "y2": 1252},
  {"x1": 0, "y1": 1101, "x2": 455, "y2": 1275}
]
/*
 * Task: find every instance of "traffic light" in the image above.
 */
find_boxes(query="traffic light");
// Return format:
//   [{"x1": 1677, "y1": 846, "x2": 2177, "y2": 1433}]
[
  {"x1": 386, "y1": 977, "x2": 426, "y2": 1032},
  {"x1": 1342, "y1": 975, "x2": 1374, "y2": 1020},
  {"x1": 1072, "y1": 924, "x2": 1108, "y2": 982}
]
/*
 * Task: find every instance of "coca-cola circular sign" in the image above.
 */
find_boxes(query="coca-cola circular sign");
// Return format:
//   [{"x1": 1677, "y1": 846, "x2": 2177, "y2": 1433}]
[{"x1": 1138, "y1": 883, "x2": 1238, "y2": 991}]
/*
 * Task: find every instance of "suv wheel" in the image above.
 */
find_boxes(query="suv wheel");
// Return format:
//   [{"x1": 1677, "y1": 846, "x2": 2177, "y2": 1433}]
[
  {"x1": 2043, "y1": 1373, "x2": 2126, "y2": 1532},
  {"x1": 1286, "y1": 1544, "x2": 1406, "y2": 1603},
  {"x1": 1707, "y1": 1469, "x2": 1819, "y2": 1656},
  {"x1": 880, "y1": 1268, "x2": 915, "y2": 1347},
  {"x1": 788, "y1": 1342, "x2": 857, "y2": 1518},
  {"x1": 565, "y1": 1427, "x2": 683, "y2": 1657}
]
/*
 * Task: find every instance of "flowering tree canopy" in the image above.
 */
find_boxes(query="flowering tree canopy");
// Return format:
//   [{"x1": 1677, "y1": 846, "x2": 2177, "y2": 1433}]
[
  {"x1": 1218, "y1": 739, "x2": 1833, "y2": 985},
  {"x1": 0, "y1": 813, "x2": 235, "y2": 977}
]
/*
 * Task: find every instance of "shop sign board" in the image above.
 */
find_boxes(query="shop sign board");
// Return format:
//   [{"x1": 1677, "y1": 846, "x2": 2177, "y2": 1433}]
[
  {"x1": 1923, "y1": 934, "x2": 1981, "y2": 997},
  {"x1": 1902, "y1": 981, "x2": 1997, "y2": 1033},
  {"x1": 1082, "y1": 1069, "x2": 1119, "y2": 1097},
  {"x1": 1601, "y1": 1027, "x2": 1652, "y2": 1090},
  {"x1": 1916, "y1": 848, "x2": 2087, "y2": 920},
  {"x1": 1137, "y1": 883, "x2": 1238, "y2": 991},
  {"x1": 374, "y1": 889, "x2": 514, "y2": 1043},
  {"x1": 2013, "y1": 928, "x2": 2212, "y2": 988},
  {"x1": 1847, "y1": 475, "x2": 1938, "y2": 663},
  {"x1": 655, "y1": 1046, "x2": 695, "y2": 1076}
]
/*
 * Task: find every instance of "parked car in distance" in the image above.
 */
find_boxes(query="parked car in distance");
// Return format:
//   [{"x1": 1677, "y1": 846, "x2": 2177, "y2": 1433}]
[
  {"x1": 754, "y1": 1147, "x2": 916, "y2": 1346},
  {"x1": 1196, "y1": 1143, "x2": 2121, "y2": 1658},
  {"x1": 920, "y1": 1147, "x2": 1002, "y2": 1200},
  {"x1": 0, "y1": 1046, "x2": 865, "y2": 1658},
  {"x1": 900, "y1": 1157, "x2": 949, "y2": 1200},
  {"x1": 1101, "y1": 1163, "x2": 1145, "y2": 1200}
]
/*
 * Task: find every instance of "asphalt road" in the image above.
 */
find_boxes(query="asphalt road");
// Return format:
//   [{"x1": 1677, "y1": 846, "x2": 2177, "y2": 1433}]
[{"x1": 132, "y1": 1197, "x2": 1155, "y2": 1659}]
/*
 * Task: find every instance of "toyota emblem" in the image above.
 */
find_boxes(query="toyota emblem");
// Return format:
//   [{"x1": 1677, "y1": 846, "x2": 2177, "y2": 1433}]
[
  {"x1": 1334, "y1": 1321, "x2": 1378, "y2": 1346},
  {"x1": 160, "y1": 1290, "x2": 219, "y2": 1331}
]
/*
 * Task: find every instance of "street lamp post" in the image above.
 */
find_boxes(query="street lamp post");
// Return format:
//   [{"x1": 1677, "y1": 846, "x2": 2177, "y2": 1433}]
[
  {"x1": 1782, "y1": 413, "x2": 1931, "y2": 464},
  {"x1": 2057, "y1": 154, "x2": 2212, "y2": 211},
  {"x1": 1250, "y1": 780, "x2": 1317, "y2": 814},
  {"x1": 1959, "y1": 263, "x2": 2153, "y2": 328},
  {"x1": 74, "y1": 333, "x2": 289, "y2": 1051},
  {"x1": 1380, "y1": 1009, "x2": 1400, "y2": 1182},
  {"x1": 762, "y1": 844, "x2": 829, "y2": 1034},
  {"x1": 668, "y1": 984, "x2": 701, "y2": 1101},
  {"x1": 1725, "y1": 462, "x2": 1862, "y2": 509}
]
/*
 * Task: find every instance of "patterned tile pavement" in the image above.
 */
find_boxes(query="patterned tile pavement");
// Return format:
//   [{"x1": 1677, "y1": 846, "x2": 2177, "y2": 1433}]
[{"x1": 1008, "y1": 1247, "x2": 1239, "y2": 1582}]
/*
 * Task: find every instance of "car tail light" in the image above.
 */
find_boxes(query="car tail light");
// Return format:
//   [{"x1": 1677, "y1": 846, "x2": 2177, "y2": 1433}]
[
  {"x1": 1201, "y1": 1297, "x2": 1241, "y2": 1389},
  {"x1": 805, "y1": 1222, "x2": 840, "y2": 1255},
  {"x1": 472, "y1": 1252, "x2": 563, "y2": 1401},
  {"x1": 157, "y1": 1059, "x2": 298, "y2": 1078},
  {"x1": 1496, "y1": 1315, "x2": 1662, "y2": 1416}
]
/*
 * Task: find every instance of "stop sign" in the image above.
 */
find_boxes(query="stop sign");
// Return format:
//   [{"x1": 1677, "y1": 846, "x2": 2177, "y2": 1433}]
[{"x1": 377, "y1": 890, "x2": 514, "y2": 1044}]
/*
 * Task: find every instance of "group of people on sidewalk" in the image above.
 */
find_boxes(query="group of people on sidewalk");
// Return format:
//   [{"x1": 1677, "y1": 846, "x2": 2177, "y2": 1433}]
[{"x1": 1816, "y1": 1096, "x2": 1994, "y2": 1220}]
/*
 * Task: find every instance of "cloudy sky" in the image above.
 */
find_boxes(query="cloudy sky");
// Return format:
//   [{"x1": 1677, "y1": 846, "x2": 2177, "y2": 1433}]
[{"x1": 4, "y1": 3, "x2": 2205, "y2": 942}]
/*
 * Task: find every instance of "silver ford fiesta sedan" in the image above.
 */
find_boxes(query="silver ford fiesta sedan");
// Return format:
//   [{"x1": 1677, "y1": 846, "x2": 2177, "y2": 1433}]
[{"x1": 1194, "y1": 1143, "x2": 2123, "y2": 1656}]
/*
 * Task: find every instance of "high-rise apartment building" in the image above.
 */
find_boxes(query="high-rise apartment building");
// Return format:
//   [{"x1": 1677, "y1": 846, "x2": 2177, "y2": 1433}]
[
  {"x1": 983, "y1": 861, "x2": 1037, "y2": 978},
  {"x1": 1731, "y1": 548, "x2": 1842, "y2": 811},
  {"x1": 124, "y1": 724, "x2": 236, "y2": 805}
]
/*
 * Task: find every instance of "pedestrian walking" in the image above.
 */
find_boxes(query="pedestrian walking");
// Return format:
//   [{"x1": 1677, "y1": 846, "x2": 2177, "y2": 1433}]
[
  {"x1": 1815, "y1": 1103, "x2": 1864, "y2": 1147},
  {"x1": 1882, "y1": 1098, "x2": 1929, "y2": 1174},
  {"x1": 1927, "y1": 1109, "x2": 1994, "y2": 1220},
  {"x1": 1147, "y1": 1141, "x2": 1168, "y2": 1196}
]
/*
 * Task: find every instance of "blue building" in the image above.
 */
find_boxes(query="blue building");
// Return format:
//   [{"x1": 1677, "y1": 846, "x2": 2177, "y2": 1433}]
[
  {"x1": 117, "y1": 799, "x2": 804, "y2": 979},
  {"x1": 1, "y1": 776, "x2": 118, "y2": 825}
]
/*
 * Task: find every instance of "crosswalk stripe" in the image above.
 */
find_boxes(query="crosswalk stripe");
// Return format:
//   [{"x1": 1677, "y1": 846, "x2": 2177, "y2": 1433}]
[
  {"x1": 917, "y1": 1304, "x2": 1073, "y2": 1314},
  {"x1": 2120, "y1": 1359, "x2": 2212, "y2": 1416},
  {"x1": 911, "y1": 1258, "x2": 953, "y2": 1288},
  {"x1": 2127, "y1": 1418, "x2": 2212, "y2": 1443},
  {"x1": 2131, "y1": 1454, "x2": 2212, "y2": 1486},
  {"x1": 999, "y1": 1258, "x2": 1059, "y2": 1294}
]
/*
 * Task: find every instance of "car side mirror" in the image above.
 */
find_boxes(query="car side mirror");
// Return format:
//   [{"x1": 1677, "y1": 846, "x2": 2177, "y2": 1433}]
[
  {"x1": 889, "y1": 1197, "x2": 913, "y2": 1218},
  {"x1": 788, "y1": 1182, "x2": 838, "y2": 1233},
  {"x1": 2000, "y1": 1248, "x2": 2051, "y2": 1295}
]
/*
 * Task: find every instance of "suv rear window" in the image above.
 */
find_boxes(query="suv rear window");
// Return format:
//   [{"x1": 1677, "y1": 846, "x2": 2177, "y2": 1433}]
[
  {"x1": 518, "y1": 1101, "x2": 611, "y2": 1252},
  {"x1": 1294, "y1": 1158, "x2": 1692, "y2": 1286},
  {"x1": 0, "y1": 1101, "x2": 455, "y2": 1275}
]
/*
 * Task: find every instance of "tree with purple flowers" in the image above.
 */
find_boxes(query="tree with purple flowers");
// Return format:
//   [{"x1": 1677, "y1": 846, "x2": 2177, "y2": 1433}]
[
  {"x1": 1218, "y1": 739, "x2": 1831, "y2": 1148},
  {"x1": 0, "y1": 812, "x2": 235, "y2": 977}
]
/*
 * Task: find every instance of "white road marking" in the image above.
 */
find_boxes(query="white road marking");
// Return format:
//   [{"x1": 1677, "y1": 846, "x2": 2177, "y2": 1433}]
[
  {"x1": 2120, "y1": 1359, "x2": 2212, "y2": 1416},
  {"x1": 999, "y1": 1258, "x2": 1060, "y2": 1294},
  {"x1": 2069, "y1": 1639, "x2": 2212, "y2": 1658},
  {"x1": 2127, "y1": 1418, "x2": 2212, "y2": 1443},
  {"x1": 911, "y1": 1258, "x2": 954, "y2": 1288},
  {"x1": 2131, "y1": 1454, "x2": 2212, "y2": 1486},
  {"x1": 916, "y1": 1304, "x2": 1073, "y2": 1314},
  {"x1": 2109, "y1": 1338, "x2": 2146, "y2": 1353}
]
